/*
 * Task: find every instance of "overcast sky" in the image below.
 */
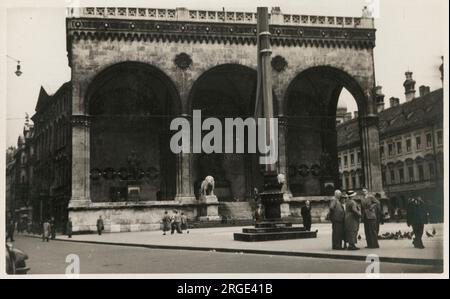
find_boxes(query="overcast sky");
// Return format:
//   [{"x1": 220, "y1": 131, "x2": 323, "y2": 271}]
[{"x1": 2, "y1": 0, "x2": 447, "y2": 148}]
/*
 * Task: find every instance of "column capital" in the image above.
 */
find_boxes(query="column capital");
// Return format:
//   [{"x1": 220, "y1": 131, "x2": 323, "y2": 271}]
[{"x1": 359, "y1": 114, "x2": 379, "y2": 127}]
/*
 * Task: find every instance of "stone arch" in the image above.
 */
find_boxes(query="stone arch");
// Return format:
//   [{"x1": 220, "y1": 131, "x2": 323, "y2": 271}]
[
  {"x1": 285, "y1": 66, "x2": 369, "y2": 197},
  {"x1": 187, "y1": 63, "x2": 262, "y2": 201},
  {"x1": 283, "y1": 65, "x2": 368, "y2": 117},
  {"x1": 86, "y1": 61, "x2": 181, "y2": 115},
  {"x1": 85, "y1": 61, "x2": 182, "y2": 202},
  {"x1": 187, "y1": 63, "x2": 257, "y2": 115}
]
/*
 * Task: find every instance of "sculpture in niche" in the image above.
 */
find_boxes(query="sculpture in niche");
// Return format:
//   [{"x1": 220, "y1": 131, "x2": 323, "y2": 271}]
[{"x1": 200, "y1": 175, "x2": 215, "y2": 196}]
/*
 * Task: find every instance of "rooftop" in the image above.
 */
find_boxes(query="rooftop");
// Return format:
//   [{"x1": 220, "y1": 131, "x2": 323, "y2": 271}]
[{"x1": 337, "y1": 88, "x2": 443, "y2": 148}]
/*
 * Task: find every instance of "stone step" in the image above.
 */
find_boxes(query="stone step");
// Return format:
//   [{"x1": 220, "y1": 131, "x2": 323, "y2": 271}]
[
  {"x1": 189, "y1": 219, "x2": 254, "y2": 229},
  {"x1": 219, "y1": 202, "x2": 254, "y2": 220},
  {"x1": 234, "y1": 230, "x2": 318, "y2": 242},
  {"x1": 242, "y1": 227, "x2": 306, "y2": 233},
  {"x1": 255, "y1": 221, "x2": 293, "y2": 228}
]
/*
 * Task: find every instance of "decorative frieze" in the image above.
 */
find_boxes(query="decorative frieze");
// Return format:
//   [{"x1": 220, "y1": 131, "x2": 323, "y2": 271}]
[{"x1": 67, "y1": 18, "x2": 376, "y2": 49}]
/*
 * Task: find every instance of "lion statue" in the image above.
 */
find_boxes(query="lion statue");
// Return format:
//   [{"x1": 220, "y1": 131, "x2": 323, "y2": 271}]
[{"x1": 200, "y1": 175, "x2": 215, "y2": 196}]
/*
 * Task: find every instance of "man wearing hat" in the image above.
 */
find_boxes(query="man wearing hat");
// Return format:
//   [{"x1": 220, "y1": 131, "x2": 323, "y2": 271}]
[
  {"x1": 329, "y1": 190, "x2": 346, "y2": 250},
  {"x1": 361, "y1": 188, "x2": 382, "y2": 248},
  {"x1": 344, "y1": 190, "x2": 361, "y2": 250}
]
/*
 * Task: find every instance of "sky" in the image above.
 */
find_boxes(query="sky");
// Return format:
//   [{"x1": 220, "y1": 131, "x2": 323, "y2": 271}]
[{"x1": 2, "y1": 0, "x2": 448, "y2": 148}]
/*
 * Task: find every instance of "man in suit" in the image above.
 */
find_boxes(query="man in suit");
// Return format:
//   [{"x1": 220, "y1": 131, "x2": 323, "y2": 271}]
[
  {"x1": 407, "y1": 196, "x2": 428, "y2": 249},
  {"x1": 329, "y1": 190, "x2": 346, "y2": 250},
  {"x1": 344, "y1": 191, "x2": 361, "y2": 250},
  {"x1": 96, "y1": 216, "x2": 104, "y2": 235},
  {"x1": 361, "y1": 188, "x2": 382, "y2": 248},
  {"x1": 66, "y1": 217, "x2": 73, "y2": 238},
  {"x1": 301, "y1": 200, "x2": 312, "y2": 231}
]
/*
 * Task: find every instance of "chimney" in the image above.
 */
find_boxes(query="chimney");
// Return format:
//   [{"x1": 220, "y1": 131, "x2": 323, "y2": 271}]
[
  {"x1": 419, "y1": 85, "x2": 430, "y2": 97},
  {"x1": 390, "y1": 97, "x2": 400, "y2": 108},
  {"x1": 353, "y1": 111, "x2": 359, "y2": 118},
  {"x1": 403, "y1": 71, "x2": 416, "y2": 102},
  {"x1": 375, "y1": 85, "x2": 385, "y2": 113}
]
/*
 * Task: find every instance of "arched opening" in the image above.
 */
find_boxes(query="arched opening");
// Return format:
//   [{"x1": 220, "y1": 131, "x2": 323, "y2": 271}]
[
  {"x1": 285, "y1": 66, "x2": 366, "y2": 197},
  {"x1": 87, "y1": 62, "x2": 180, "y2": 202},
  {"x1": 188, "y1": 64, "x2": 262, "y2": 201}
]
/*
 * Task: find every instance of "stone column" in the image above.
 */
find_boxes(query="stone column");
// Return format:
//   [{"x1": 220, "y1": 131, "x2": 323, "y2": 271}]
[
  {"x1": 69, "y1": 114, "x2": 91, "y2": 207},
  {"x1": 359, "y1": 114, "x2": 384, "y2": 194},
  {"x1": 174, "y1": 114, "x2": 196, "y2": 204}
]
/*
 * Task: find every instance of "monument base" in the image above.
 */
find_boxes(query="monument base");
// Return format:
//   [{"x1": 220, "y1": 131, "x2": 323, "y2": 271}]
[
  {"x1": 199, "y1": 194, "x2": 222, "y2": 221},
  {"x1": 234, "y1": 220, "x2": 318, "y2": 242}
]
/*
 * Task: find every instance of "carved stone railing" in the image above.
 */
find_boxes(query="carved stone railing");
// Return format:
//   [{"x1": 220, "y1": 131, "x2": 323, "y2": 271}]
[{"x1": 66, "y1": 7, "x2": 374, "y2": 29}]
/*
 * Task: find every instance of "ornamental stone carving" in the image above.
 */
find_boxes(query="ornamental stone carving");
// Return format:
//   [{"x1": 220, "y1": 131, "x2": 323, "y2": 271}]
[
  {"x1": 174, "y1": 52, "x2": 192, "y2": 70},
  {"x1": 271, "y1": 55, "x2": 288, "y2": 72}
]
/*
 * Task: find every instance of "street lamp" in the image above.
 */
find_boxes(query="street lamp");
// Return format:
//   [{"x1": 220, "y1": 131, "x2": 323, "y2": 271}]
[{"x1": 7, "y1": 55, "x2": 23, "y2": 77}]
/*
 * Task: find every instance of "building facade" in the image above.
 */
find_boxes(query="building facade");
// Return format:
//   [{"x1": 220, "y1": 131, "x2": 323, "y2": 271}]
[
  {"x1": 338, "y1": 72, "x2": 444, "y2": 221},
  {"x1": 30, "y1": 83, "x2": 72, "y2": 230},
  {"x1": 9, "y1": 6, "x2": 389, "y2": 232}
]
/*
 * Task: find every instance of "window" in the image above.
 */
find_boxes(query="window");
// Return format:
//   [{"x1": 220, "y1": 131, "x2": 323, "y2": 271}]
[
  {"x1": 390, "y1": 170, "x2": 395, "y2": 184},
  {"x1": 351, "y1": 175, "x2": 356, "y2": 189},
  {"x1": 380, "y1": 145, "x2": 384, "y2": 158},
  {"x1": 396, "y1": 141, "x2": 402, "y2": 154},
  {"x1": 350, "y1": 153, "x2": 355, "y2": 165},
  {"x1": 418, "y1": 165, "x2": 424, "y2": 181},
  {"x1": 408, "y1": 166, "x2": 414, "y2": 182},
  {"x1": 388, "y1": 143, "x2": 394, "y2": 156},
  {"x1": 359, "y1": 174, "x2": 364, "y2": 187},
  {"x1": 429, "y1": 163, "x2": 435, "y2": 179},
  {"x1": 406, "y1": 139, "x2": 412, "y2": 152},
  {"x1": 344, "y1": 155, "x2": 348, "y2": 167},
  {"x1": 398, "y1": 168, "x2": 404, "y2": 183},
  {"x1": 338, "y1": 157, "x2": 342, "y2": 168},
  {"x1": 437, "y1": 130, "x2": 443, "y2": 145},
  {"x1": 382, "y1": 171, "x2": 386, "y2": 185},
  {"x1": 416, "y1": 136, "x2": 422, "y2": 150},
  {"x1": 426, "y1": 133, "x2": 432, "y2": 148},
  {"x1": 345, "y1": 177, "x2": 349, "y2": 190},
  {"x1": 357, "y1": 152, "x2": 361, "y2": 164}
]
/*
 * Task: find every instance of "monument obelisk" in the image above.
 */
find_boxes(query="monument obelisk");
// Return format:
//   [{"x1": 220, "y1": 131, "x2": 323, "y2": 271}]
[{"x1": 234, "y1": 7, "x2": 317, "y2": 241}]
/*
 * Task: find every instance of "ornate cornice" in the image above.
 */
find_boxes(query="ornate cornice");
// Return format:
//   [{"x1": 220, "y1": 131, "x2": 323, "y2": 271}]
[{"x1": 66, "y1": 18, "x2": 376, "y2": 50}]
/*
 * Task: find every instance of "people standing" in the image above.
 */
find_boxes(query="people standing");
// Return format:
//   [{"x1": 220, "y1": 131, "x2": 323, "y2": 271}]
[
  {"x1": 344, "y1": 191, "x2": 361, "y2": 250},
  {"x1": 96, "y1": 216, "x2": 104, "y2": 235},
  {"x1": 42, "y1": 219, "x2": 51, "y2": 242},
  {"x1": 50, "y1": 217, "x2": 56, "y2": 240},
  {"x1": 162, "y1": 211, "x2": 171, "y2": 235},
  {"x1": 301, "y1": 200, "x2": 312, "y2": 231},
  {"x1": 171, "y1": 210, "x2": 182, "y2": 234},
  {"x1": 181, "y1": 212, "x2": 189, "y2": 233},
  {"x1": 66, "y1": 217, "x2": 73, "y2": 238},
  {"x1": 407, "y1": 196, "x2": 427, "y2": 249},
  {"x1": 6, "y1": 219, "x2": 15, "y2": 242},
  {"x1": 361, "y1": 188, "x2": 382, "y2": 248},
  {"x1": 329, "y1": 190, "x2": 346, "y2": 250}
]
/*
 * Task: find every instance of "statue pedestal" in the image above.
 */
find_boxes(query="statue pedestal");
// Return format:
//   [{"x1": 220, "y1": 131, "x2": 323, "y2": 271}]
[
  {"x1": 234, "y1": 171, "x2": 317, "y2": 242},
  {"x1": 198, "y1": 195, "x2": 221, "y2": 221}
]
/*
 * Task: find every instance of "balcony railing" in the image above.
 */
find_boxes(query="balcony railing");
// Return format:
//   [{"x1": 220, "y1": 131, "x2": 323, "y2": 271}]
[{"x1": 66, "y1": 7, "x2": 374, "y2": 29}]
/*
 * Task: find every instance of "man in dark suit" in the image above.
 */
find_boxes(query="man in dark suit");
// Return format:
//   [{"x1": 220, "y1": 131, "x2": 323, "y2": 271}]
[
  {"x1": 344, "y1": 191, "x2": 361, "y2": 250},
  {"x1": 407, "y1": 196, "x2": 427, "y2": 249},
  {"x1": 301, "y1": 200, "x2": 312, "y2": 231},
  {"x1": 361, "y1": 188, "x2": 383, "y2": 248},
  {"x1": 96, "y1": 216, "x2": 104, "y2": 235},
  {"x1": 329, "y1": 190, "x2": 346, "y2": 250}
]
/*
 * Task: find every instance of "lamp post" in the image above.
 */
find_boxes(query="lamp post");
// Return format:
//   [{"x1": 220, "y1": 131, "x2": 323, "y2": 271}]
[{"x1": 6, "y1": 55, "x2": 23, "y2": 76}]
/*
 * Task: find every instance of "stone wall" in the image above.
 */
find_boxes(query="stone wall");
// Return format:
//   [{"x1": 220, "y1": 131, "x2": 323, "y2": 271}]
[{"x1": 218, "y1": 202, "x2": 254, "y2": 220}]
